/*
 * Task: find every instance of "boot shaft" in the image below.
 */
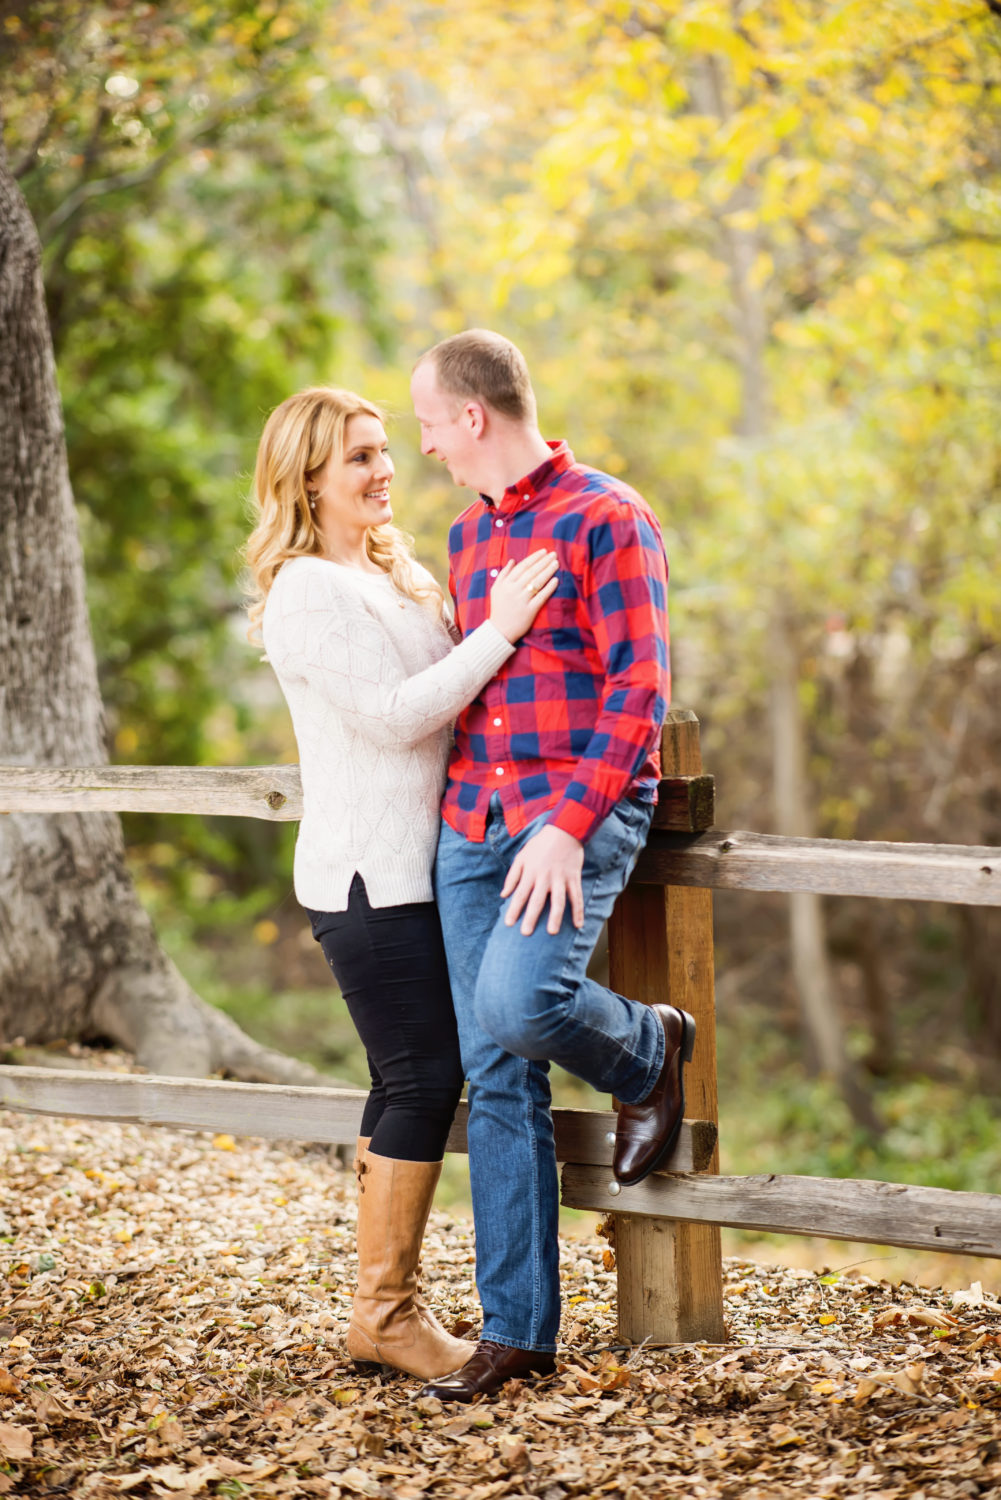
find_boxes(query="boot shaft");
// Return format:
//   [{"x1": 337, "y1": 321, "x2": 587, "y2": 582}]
[{"x1": 354, "y1": 1150, "x2": 443, "y2": 1313}]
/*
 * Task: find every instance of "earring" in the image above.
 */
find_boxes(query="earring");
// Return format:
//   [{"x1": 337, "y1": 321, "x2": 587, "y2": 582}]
[{"x1": 307, "y1": 493, "x2": 317, "y2": 512}]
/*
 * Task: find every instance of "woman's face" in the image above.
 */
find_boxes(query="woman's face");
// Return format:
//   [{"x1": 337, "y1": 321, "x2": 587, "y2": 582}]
[{"x1": 310, "y1": 413, "x2": 394, "y2": 545}]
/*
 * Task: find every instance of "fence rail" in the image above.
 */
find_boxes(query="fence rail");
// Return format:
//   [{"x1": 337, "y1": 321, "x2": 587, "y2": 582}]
[
  {"x1": 3, "y1": 765, "x2": 996, "y2": 904},
  {"x1": 636, "y1": 828, "x2": 1000, "y2": 906},
  {"x1": 561, "y1": 1166, "x2": 1001, "y2": 1259},
  {"x1": 0, "y1": 765, "x2": 713, "y2": 835},
  {"x1": 0, "y1": 1066, "x2": 716, "y2": 1174},
  {"x1": 2, "y1": 710, "x2": 999, "y2": 1344}
]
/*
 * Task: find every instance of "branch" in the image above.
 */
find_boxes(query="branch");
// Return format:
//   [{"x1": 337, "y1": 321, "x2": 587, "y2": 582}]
[
  {"x1": 885, "y1": 225, "x2": 1001, "y2": 256},
  {"x1": 40, "y1": 78, "x2": 280, "y2": 242},
  {"x1": 13, "y1": 112, "x2": 61, "y2": 181},
  {"x1": 11, "y1": 5, "x2": 109, "y2": 179}
]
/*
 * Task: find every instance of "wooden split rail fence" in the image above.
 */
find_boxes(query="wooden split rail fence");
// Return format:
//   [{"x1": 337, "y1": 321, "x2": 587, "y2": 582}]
[{"x1": 2, "y1": 707, "x2": 1000, "y2": 1343}]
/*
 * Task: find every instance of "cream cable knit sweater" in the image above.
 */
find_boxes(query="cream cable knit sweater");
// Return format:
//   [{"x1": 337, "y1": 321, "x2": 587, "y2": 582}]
[{"x1": 262, "y1": 554, "x2": 514, "y2": 912}]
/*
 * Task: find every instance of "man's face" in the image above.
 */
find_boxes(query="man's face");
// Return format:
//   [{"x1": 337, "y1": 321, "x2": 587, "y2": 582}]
[{"x1": 410, "y1": 361, "x2": 482, "y2": 491}]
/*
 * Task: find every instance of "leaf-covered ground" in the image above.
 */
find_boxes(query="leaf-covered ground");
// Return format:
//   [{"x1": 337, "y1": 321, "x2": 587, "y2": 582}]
[{"x1": 0, "y1": 1104, "x2": 999, "y2": 1499}]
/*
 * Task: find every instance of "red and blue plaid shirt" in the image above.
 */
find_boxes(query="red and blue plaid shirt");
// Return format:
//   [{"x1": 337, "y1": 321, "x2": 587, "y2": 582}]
[{"x1": 442, "y1": 441, "x2": 670, "y2": 845}]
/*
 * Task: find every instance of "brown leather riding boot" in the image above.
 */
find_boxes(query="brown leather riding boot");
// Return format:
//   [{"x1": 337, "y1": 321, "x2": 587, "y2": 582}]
[
  {"x1": 352, "y1": 1134, "x2": 447, "y2": 1338},
  {"x1": 353, "y1": 1137, "x2": 453, "y2": 1341},
  {"x1": 347, "y1": 1149, "x2": 475, "y2": 1380}
]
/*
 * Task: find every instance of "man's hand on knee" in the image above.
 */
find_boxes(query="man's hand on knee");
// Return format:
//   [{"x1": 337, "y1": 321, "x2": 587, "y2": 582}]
[{"x1": 501, "y1": 825, "x2": 585, "y2": 936}]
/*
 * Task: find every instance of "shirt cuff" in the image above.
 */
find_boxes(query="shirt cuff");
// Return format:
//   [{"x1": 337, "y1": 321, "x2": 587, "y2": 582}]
[{"x1": 547, "y1": 797, "x2": 601, "y2": 845}]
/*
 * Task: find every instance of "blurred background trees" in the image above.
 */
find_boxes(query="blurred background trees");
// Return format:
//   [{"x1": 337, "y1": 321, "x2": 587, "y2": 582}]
[{"x1": 2, "y1": 0, "x2": 999, "y2": 1175}]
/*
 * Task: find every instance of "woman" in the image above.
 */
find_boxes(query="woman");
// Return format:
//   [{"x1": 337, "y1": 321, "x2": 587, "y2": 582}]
[{"x1": 244, "y1": 386, "x2": 557, "y2": 1380}]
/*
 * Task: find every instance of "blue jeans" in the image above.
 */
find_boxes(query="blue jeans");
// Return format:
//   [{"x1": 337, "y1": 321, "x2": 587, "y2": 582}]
[{"x1": 434, "y1": 792, "x2": 664, "y2": 1351}]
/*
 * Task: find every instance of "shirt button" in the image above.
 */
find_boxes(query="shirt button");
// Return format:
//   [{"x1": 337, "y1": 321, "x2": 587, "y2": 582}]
[
  {"x1": 493, "y1": 718, "x2": 502, "y2": 727},
  {"x1": 495, "y1": 767, "x2": 504, "y2": 776},
  {"x1": 489, "y1": 568, "x2": 498, "y2": 578},
  {"x1": 494, "y1": 518, "x2": 504, "y2": 528}
]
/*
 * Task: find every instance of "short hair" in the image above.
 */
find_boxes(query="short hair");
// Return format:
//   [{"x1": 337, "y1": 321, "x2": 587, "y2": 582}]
[{"x1": 418, "y1": 329, "x2": 536, "y2": 424}]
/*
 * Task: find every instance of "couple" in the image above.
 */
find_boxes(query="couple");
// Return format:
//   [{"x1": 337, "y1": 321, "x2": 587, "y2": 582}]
[{"x1": 245, "y1": 330, "x2": 694, "y2": 1403}]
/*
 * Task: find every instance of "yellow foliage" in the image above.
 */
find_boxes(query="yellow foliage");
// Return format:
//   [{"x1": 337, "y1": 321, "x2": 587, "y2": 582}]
[{"x1": 304, "y1": 0, "x2": 1000, "y2": 711}]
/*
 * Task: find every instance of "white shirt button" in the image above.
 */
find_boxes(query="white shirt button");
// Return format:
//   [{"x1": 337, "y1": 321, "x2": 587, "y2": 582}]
[
  {"x1": 489, "y1": 568, "x2": 498, "y2": 578},
  {"x1": 493, "y1": 718, "x2": 502, "y2": 727},
  {"x1": 495, "y1": 767, "x2": 504, "y2": 776},
  {"x1": 494, "y1": 518, "x2": 504, "y2": 528}
]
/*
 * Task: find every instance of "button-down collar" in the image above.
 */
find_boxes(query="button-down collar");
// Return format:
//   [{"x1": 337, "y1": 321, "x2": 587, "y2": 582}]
[{"x1": 478, "y1": 440, "x2": 573, "y2": 516}]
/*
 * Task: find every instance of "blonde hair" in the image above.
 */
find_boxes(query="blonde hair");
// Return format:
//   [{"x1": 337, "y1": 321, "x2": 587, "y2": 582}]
[{"x1": 244, "y1": 386, "x2": 444, "y2": 641}]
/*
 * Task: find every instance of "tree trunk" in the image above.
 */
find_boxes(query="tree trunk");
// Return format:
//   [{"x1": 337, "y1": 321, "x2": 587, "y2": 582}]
[
  {"x1": 770, "y1": 618, "x2": 882, "y2": 1132},
  {"x1": 0, "y1": 139, "x2": 318, "y2": 1085},
  {"x1": 691, "y1": 49, "x2": 879, "y2": 1135},
  {"x1": 958, "y1": 906, "x2": 1001, "y2": 1082}
]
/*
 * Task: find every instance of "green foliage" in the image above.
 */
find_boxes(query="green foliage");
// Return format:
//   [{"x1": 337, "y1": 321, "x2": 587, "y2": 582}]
[
  {"x1": 4, "y1": 0, "x2": 397, "y2": 898},
  {"x1": 717, "y1": 1007, "x2": 1001, "y2": 1194}
]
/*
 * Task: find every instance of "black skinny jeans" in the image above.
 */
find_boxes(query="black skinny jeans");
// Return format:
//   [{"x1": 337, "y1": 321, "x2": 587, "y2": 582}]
[{"x1": 307, "y1": 873, "x2": 465, "y2": 1163}]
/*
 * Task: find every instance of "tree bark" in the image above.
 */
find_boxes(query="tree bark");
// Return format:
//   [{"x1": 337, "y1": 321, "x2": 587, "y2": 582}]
[
  {"x1": 0, "y1": 138, "x2": 318, "y2": 1085},
  {"x1": 958, "y1": 906, "x2": 1001, "y2": 1078}
]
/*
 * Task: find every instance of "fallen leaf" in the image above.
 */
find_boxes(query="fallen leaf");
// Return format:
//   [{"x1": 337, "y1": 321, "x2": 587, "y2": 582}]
[
  {"x1": 339, "y1": 1467, "x2": 382, "y2": 1497},
  {"x1": 171, "y1": 1465, "x2": 220, "y2": 1496},
  {"x1": 144, "y1": 1464, "x2": 190, "y2": 1490},
  {"x1": 0, "y1": 1422, "x2": 31, "y2": 1460},
  {"x1": 890, "y1": 1367, "x2": 923, "y2": 1396},
  {"x1": 355, "y1": 1431, "x2": 386, "y2": 1456},
  {"x1": 33, "y1": 1391, "x2": 75, "y2": 1423},
  {"x1": 874, "y1": 1304, "x2": 960, "y2": 1333},
  {"x1": 498, "y1": 1438, "x2": 529, "y2": 1471},
  {"x1": 441, "y1": 1416, "x2": 476, "y2": 1437},
  {"x1": 768, "y1": 1423, "x2": 804, "y2": 1448},
  {"x1": 952, "y1": 1282, "x2": 987, "y2": 1309}
]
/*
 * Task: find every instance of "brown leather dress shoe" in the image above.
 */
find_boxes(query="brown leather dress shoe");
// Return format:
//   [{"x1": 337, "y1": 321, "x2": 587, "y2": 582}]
[
  {"x1": 419, "y1": 1339, "x2": 556, "y2": 1402},
  {"x1": 612, "y1": 1004, "x2": 696, "y2": 1186}
]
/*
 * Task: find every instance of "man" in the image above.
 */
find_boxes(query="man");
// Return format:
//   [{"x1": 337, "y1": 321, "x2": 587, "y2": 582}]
[{"x1": 410, "y1": 330, "x2": 694, "y2": 1402}]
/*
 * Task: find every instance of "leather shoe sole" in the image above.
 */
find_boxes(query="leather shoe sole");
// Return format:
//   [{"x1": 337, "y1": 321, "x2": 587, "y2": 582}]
[
  {"x1": 612, "y1": 1004, "x2": 695, "y2": 1186},
  {"x1": 419, "y1": 1339, "x2": 556, "y2": 1402}
]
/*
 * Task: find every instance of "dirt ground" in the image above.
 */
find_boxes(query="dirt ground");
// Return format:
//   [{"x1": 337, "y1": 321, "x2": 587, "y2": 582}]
[{"x1": 0, "y1": 1105, "x2": 999, "y2": 1499}]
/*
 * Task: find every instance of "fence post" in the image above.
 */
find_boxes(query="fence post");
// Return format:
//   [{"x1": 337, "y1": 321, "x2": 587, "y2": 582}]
[{"x1": 608, "y1": 708, "x2": 726, "y2": 1343}]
